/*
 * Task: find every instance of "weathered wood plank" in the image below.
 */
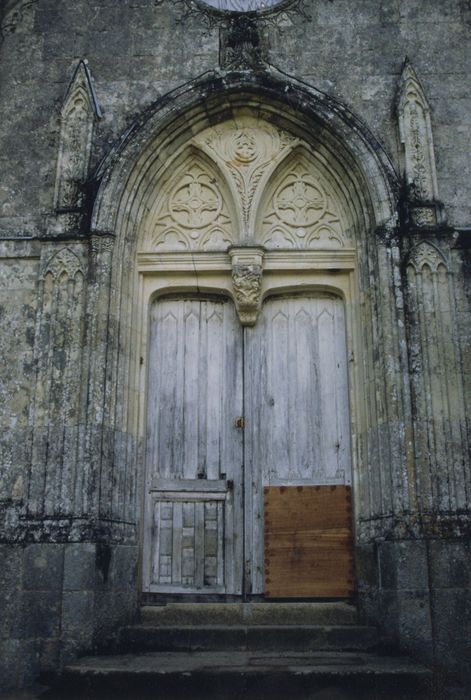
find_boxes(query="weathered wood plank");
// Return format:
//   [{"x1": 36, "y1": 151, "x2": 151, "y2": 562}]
[
  {"x1": 144, "y1": 296, "x2": 243, "y2": 594},
  {"x1": 195, "y1": 501, "x2": 205, "y2": 589},
  {"x1": 151, "y1": 478, "x2": 228, "y2": 492},
  {"x1": 171, "y1": 502, "x2": 183, "y2": 584},
  {"x1": 264, "y1": 485, "x2": 354, "y2": 599},
  {"x1": 246, "y1": 296, "x2": 351, "y2": 487}
]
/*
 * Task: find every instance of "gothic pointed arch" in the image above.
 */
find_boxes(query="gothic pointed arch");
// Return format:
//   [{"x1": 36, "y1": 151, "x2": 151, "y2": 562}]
[{"x1": 91, "y1": 69, "x2": 399, "y2": 241}]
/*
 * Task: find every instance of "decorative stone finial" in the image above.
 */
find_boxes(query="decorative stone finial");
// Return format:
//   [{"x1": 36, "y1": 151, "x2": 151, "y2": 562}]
[
  {"x1": 396, "y1": 58, "x2": 445, "y2": 228},
  {"x1": 51, "y1": 61, "x2": 102, "y2": 234}
]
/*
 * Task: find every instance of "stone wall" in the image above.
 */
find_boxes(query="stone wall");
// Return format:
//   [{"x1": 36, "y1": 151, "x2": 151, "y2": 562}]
[{"x1": 0, "y1": 0, "x2": 470, "y2": 690}]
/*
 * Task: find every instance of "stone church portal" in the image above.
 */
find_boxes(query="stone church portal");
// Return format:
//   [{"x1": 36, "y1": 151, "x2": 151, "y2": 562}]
[{"x1": 0, "y1": 1, "x2": 470, "y2": 694}]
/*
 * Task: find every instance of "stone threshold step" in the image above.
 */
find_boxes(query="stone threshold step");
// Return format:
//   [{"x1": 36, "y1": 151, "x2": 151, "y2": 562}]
[
  {"x1": 120, "y1": 624, "x2": 377, "y2": 652},
  {"x1": 140, "y1": 601, "x2": 358, "y2": 626},
  {"x1": 55, "y1": 651, "x2": 433, "y2": 700}
]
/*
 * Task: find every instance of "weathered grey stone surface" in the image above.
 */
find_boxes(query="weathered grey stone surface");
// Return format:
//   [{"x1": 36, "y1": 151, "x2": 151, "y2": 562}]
[{"x1": 0, "y1": 0, "x2": 470, "y2": 692}]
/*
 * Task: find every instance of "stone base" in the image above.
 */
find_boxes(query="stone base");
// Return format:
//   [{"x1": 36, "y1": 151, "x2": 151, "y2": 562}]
[
  {"x1": 356, "y1": 539, "x2": 471, "y2": 688},
  {"x1": 0, "y1": 542, "x2": 138, "y2": 691}
]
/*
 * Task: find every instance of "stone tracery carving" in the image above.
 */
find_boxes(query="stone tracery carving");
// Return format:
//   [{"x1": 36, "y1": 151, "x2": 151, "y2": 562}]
[
  {"x1": 195, "y1": 119, "x2": 298, "y2": 236},
  {"x1": 44, "y1": 248, "x2": 84, "y2": 279},
  {"x1": 142, "y1": 119, "x2": 351, "y2": 253},
  {"x1": 274, "y1": 169, "x2": 327, "y2": 226},
  {"x1": 397, "y1": 59, "x2": 438, "y2": 203},
  {"x1": 407, "y1": 241, "x2": 447, "y2": 273},
  {"x1": 260, "y1": 156, "x2": 347, "y2": 249},
  {"x1": 145, "y1": 156, "x2": 233, "y2": 251},
  {"x1": 169, "y1": 170, "x2": 222, "y2": 229}
]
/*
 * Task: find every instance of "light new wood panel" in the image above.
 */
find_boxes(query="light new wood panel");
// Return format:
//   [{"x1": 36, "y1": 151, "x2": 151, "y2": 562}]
[
  {"x1": 264, "y1": 485, "x2": 354, "y2": 598},
  {"x1": 143, "y1": 296, "x2": 243, "y2": 594}
]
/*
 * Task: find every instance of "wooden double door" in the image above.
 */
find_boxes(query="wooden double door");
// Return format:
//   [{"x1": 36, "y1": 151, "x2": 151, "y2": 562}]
[{"x1": 142, "y1": 294, "x2": 353, "y2": 597}]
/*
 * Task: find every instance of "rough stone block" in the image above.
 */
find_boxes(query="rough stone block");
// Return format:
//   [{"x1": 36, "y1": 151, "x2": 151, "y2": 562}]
[
  {"x1": 0, "y1": 639, "x2": 40, "y2": 691},
  {"x1": 378, "y1": 541, "x2": 428, "y2": 591},
  {"x1": 92, "y1": 590, "x2": 120, "y2": 646},
  {"x1": 63, "y1": 543, "x2": 96, "y2": 591},
  {"x1": 0, "y1": 640, "x2": 21, "y2": 690},
  {"x1": 110, "y1": 545, "x2": 138, "y2": 591},
  {"x1": 397, "y1": 590, "x2": 433, "y2": 662},
  {"x1": 0, "y1": 585, "x2": 21, "y2": 640},
  {"x1": 93, "y1": 588, "x2": 138, "y2": 649},
  {"x1": 431, "y1": 588, "x2": 471, "y2": 679},
  {"x1": 59, "y1": 637, "x2": 93, "y2": 668},
  {"x1": 429, "y1": 540, "x2": 471, "y2": 589},
  {"x1": 39, "y1": 638, "x2": 61, "y2": 673},
  {"x1": 377, "y1": 541, "x2": 397, "y2": 590},
  {"x1": 395, "y1": 541, "x2": 429, "y2": 590},
  {"x1": 23, "y1": 544, "x2": 64, "y2": 591},
  {"x1": 377, "y1": 590, "x2": 399, "y2": 647},
  {"x1": 0, "y1": 546, "x2": 23, "y2": 640},
  {"x1": 19, "y1": 591, "x2": 61, "y2": 640},
  {"x1": 62, "y1": 591, "x2": 95, "y2": 637},
  {"x1": 354, "y1": 543, "x2": 378, "y2": 592},
  {"x1": 0, "y1": 545, "x2": 23, "y2": 591},
  {"x1": 357, "y1": 589, "x2": 379, "y2": 627}
]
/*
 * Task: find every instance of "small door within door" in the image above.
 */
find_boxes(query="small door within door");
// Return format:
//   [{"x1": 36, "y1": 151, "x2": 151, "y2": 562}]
[
  {"x1": 142, "y1": 297, "x2": 244, "y2": 594},
  {"x1": 244, "y1": 295, "x2": 353, "y2": 597}
]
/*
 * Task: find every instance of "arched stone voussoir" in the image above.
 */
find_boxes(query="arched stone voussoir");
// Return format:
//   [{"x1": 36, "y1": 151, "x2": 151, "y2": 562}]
[{"x1": 90, "y1": 68, "x2": 400, "y2": 242}]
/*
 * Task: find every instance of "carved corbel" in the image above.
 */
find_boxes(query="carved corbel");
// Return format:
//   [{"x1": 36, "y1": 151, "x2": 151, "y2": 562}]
[{"x1": 229, "y1": 246, "x2": 265, "y2": 326}]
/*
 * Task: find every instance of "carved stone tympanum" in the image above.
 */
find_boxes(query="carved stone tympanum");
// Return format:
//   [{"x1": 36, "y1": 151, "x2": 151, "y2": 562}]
[{"x1": 142, "y1": 117, "x2": 352, "y2": 253}]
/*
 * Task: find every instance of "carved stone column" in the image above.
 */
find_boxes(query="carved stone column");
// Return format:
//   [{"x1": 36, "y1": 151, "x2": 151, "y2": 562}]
[
  {"x1": 28, "y1": 245, "x2": 87, "y2": 521},
  {"x1": 229, "y1": 246, "x2": 265, "y2": 326},
  {"x1": 82, "y1": 233, "x2": 114, "y2": 518}
]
